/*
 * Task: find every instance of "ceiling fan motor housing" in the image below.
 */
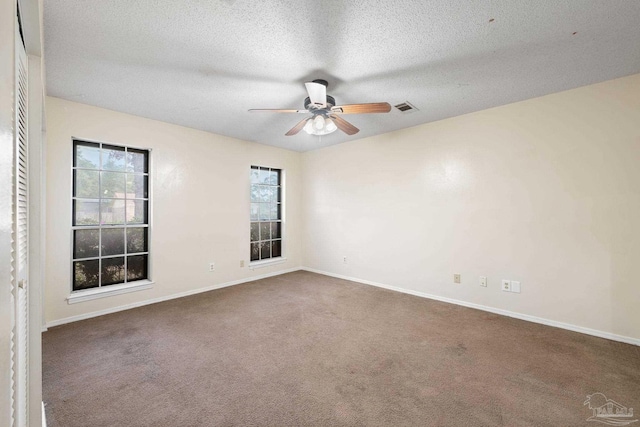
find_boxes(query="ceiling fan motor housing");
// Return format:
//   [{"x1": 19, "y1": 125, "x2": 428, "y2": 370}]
[{"x1": 304, "y1": 95, "x2": 336, "y2": 110}]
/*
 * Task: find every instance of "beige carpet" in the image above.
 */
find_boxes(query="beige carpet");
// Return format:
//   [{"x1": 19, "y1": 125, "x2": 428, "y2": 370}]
[{"x1": 43, "y1": 271, "x2": 640, "y2": 426}]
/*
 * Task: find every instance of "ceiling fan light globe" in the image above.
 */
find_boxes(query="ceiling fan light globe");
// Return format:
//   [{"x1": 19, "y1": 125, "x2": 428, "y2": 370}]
[
  {"x1": 325, "y1": 118, "x2": 337, "y2": 133},
  {"x1": 313, "y1": 115, "x2": 325, "y2": 130},
  {"x1": 303, "y1": 120, "x2": 314, "y2": 134}
]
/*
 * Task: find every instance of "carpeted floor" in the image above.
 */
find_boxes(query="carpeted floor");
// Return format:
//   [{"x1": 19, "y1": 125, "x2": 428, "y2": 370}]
[{"x1": 43, "y1": 271, "x2": 640, "y2": 426}]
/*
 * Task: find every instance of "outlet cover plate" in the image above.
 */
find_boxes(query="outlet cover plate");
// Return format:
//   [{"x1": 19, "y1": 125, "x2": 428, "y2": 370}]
[
  {"x1": 480, "y1": 276, "x2": 487, "y2": 287},
  {"x1": 511, "y1": 281, "x2": 521, "y2": 293},
  {"x1": 501, "y1": 279, "x2": 511, "y2": 292}
]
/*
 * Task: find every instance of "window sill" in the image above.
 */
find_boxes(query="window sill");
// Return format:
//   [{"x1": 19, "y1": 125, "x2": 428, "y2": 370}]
[
  {"x1": 249, "y1": 257, "x2": 287, "y2": 270},
  {"x1": 67, "y1": 280, "x2": 154, "y2": 304}
]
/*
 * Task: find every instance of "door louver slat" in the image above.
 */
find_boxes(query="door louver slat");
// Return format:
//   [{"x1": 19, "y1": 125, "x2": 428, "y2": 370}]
[{"x1": 11, "y1": 14, "x2": 29, "y2": 426}]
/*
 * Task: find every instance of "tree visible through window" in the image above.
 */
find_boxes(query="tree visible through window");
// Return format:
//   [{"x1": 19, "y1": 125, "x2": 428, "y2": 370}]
[
  {"x1": 72, "y1": 140, "x2": 150, "y2": 291},
  {"x1": 250, "y1": 166, "x2": 282, "y2": 262}
]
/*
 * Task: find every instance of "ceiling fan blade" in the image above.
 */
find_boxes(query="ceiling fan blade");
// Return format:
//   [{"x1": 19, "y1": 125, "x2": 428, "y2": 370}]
[
  {"x1": 330, "y1": 115, "x2": 359, "y2": 135},
  {"x1": 285, "y1": 118, "x2": 310, "y2": 136},
  {"x1": 305, "y1": 81, "x2": 327, "y2": 107},
  {"x1": 331, "y1": 102, "x2": 392, "y2": 114},
  {"x1": 249, "y1": 109, "x2": 308, "y2": 113}
]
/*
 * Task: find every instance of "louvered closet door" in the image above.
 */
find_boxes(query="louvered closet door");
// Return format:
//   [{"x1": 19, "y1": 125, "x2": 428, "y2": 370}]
[{"x1": 11, "y1": 16, "x2": 29, "y2": 427}]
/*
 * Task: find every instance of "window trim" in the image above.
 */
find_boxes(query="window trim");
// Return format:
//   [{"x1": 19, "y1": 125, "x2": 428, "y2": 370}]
[
  {"x1": 69, "y1": 137, "x2": 153, "y2": 299},
  {"x1": 67, "y1": 279, "x2": 154, "y2": 304},
  {"x1": 249, "y1": 257, "x2": 287, "y2": 270},
  {"x1": 249, "y1": 166, "x2": 285, "y2": 266}
]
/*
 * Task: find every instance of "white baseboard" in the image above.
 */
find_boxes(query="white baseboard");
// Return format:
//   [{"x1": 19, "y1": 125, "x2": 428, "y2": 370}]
[
  {"x1": 45, "y1": 265, "x2": 640, "y2": 347},
  {"x1": 301, "y1": 267, "x2": 640, "y2": 347},
  {"x1": 45, "y1": 267, "x2": 302, "y2": 329}
]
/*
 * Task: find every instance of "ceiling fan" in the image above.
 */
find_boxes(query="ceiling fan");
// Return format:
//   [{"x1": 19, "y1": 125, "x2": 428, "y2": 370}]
[{"x1": 249, "y1": 79, "x2": 392, "y2": 136}]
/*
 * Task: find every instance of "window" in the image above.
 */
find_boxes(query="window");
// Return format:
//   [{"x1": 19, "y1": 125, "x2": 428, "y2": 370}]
[
  {"x1": 250, "y1": 166, "x2": 282, "y2": 262},
  {"x1": 72, "y1": 140, "x2": 150, "y2": 291}
]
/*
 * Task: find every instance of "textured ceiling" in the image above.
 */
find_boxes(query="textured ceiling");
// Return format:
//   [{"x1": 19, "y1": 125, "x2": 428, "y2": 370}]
[{"x1": 44, "y1": 1, "x2": 640, "y2": 152}]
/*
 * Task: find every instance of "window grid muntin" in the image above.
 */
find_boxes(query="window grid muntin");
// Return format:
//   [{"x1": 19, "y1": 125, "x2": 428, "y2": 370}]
[
  {"x1": 72, "y1": 140, "x2": 149, "y2": 291},
  {"x1": 250, "y1": 166, "x2": 282, "y2": 262}
]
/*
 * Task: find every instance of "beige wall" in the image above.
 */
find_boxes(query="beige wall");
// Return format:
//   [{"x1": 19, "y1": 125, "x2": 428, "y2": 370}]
[
  {"x1": 46, "y1": 74, "x2": 640, "y2": 343},
  {"x1": 45, "y1": 96, "x2": 302, "y2": 324},
  {"x1": 301, "y1": 73, "x2": 640, "y2": 342}
]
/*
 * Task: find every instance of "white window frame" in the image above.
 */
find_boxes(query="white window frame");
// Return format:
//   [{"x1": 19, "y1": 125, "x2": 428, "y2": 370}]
[
  {"x1": 67, "y1": 138, "x2": 153, "y2": 303},
  {"x1": 249, "y1": 166, "x2": 285, "y2": 269}
]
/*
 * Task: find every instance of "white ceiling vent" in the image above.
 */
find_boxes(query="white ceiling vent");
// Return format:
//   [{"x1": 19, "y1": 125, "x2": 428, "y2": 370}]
[{"x1": 394, "y1": 102, "x2": 418, "y2": 113}]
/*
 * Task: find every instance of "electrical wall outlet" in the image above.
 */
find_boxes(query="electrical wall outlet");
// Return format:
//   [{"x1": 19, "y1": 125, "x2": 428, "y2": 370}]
[
  {"x1": 209, "y1": 262, "x2": 215, "y2": 272},
  {"x1": 480, "y1": 276, "x2": 487, "y2": 287},
  {"x1": 240, "y1": 260, "x2": 244, "y2": 268},
  {"x1": 510, "y1": 281, "x2": 521, "y2": 293},
  {"x1": 501, "y1": 279, "x2": 522, "y2": 293},
  {"x1": 343, "y1": 256, "x2": 347, "y2": 263},
  {"x1": 454, "y1": 274, "x2": 461, "y2": 284}
]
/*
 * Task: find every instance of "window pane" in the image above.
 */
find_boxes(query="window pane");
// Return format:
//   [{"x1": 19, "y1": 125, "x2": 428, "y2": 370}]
[
  {"x1": 271, "y1": 222, "x2": 281, "y2": 239},
  {"x1": 74, "y1": 199, "x2": 100, "y2": 225},
  {"x1": 126, "y1": 174, "x2": 147, "y2": 198},
  {"x1": 265, "y1": 186, "x2": 275, "y2": 203},
  {"x1": 126, "y1": 149, "x2": 148, "y2": 173},
  {"x1": 74, "y1": 142, "x2": 100, "y2": 169},
  {"x1": 101, "y1": 228, "x2": 125, "y2": 256},
  {"x1": 271, "y1": 240, "x2": 281, "y2": 258},
  {"x1": 269, "y1": 170, "x2": 279, "y2": 185},
  {"x1": 102, "y1": 145, "x2": 126, "y2": 171},
  {"x1": 74, "y1": 229, "x2": 99, "y2": 259},
  {"x1": 259, "y1": 203, "x2": 270, "y2": 221},
  {"x1": 127, "y1": 255, "x2": 148, "y2": 281},
  {"x1": 127, "y1": 227, "x2": 147, "y2": 253},
  {"x1": 73, "y1": 260, "x2": 100, "y2": 290},
  {"x1": 102, "y1": 257, "x2": 125, "y2": 286},
  {"x1": 271, "y1": 187, "x2": 280, "y2": 203},
  {"x1": 260, "y1": 222, "x2": 270, "y2": 240},
  {"x1": 270, "y1": 203, "x2": 280, "y2": 220},
  {"x1": 250, "y1": 203, "x2": 260, "y2": 221},
  {"x1": 250, "y1": 243, "x2": 260, "y2": 261},
  {"x1": 260, "y1": 241, "x2": 271, "y2": 259},
  {"x1": 101, "y1": 171, "x2": 126, "y2": 198},
  {"x1": 74, "y1": 170, "x2": 100, "y2": 198},
  {"x1": 250, "y1": 223, "x2": 259, "y2": 242},
  {"x1": 100, "y1": 199, "x2": 125, "y2": 225},
  {"x1": 250, "y1": 166, "x2": 260, "y2": 184},
  {"x1": 250, "y1": 184, "x2": 261, "y2": 202},
  {"x1": 127, "y1": 200, "x2": 147, "y2": 224},
  {"x1": 261, "y1": 186, "x2": 273, "y2": 203},
  {"x1": 259, "y1": 168, "x2": 270, "y2": 184}
]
